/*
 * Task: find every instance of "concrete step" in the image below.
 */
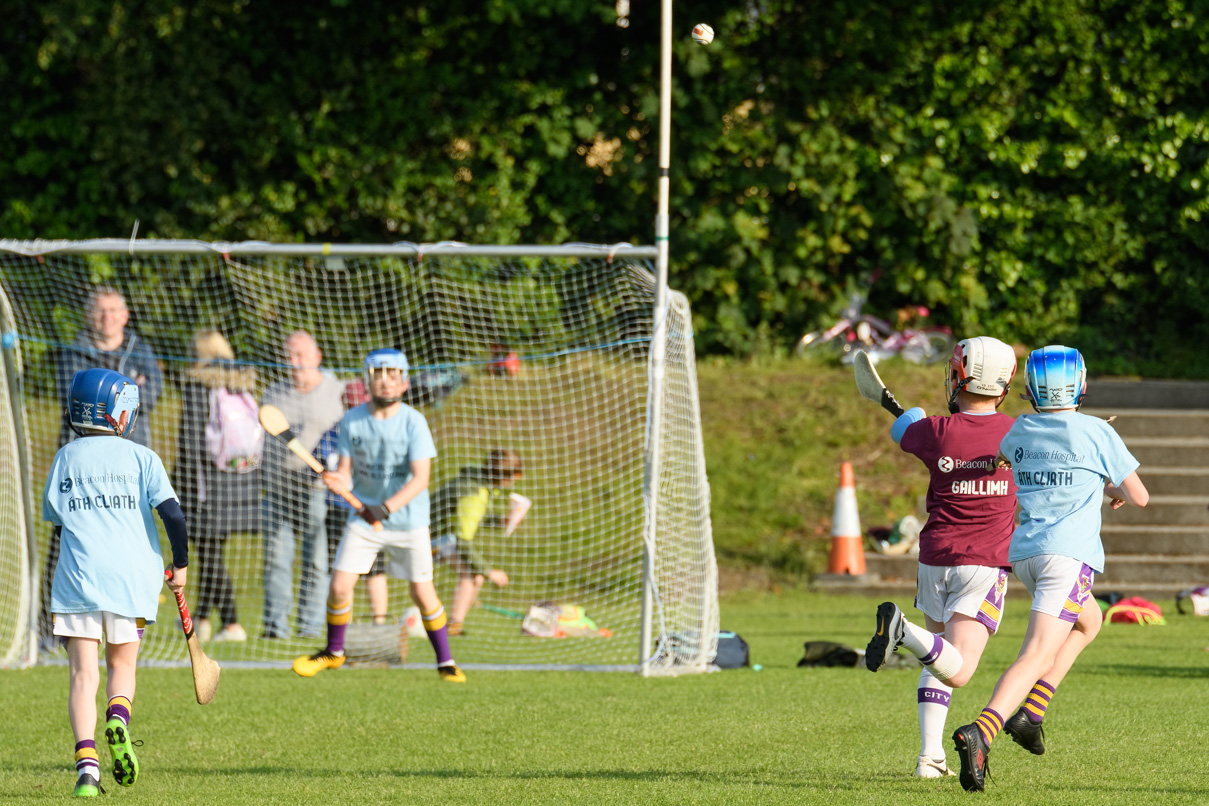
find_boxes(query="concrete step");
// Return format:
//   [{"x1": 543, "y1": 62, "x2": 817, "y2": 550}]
[
  {"x1": 1106, "y1": 495, "x2": 1209, "y2": 526},
  {"x1": 1102, "y1": 525, "x2": 1209, "y2": 555},
  {"x1": 1102, "y1": 553, "x2": 1209, "y2": 583},
  {"x1": 861, "y1": 553, "x2": 923, "y2": 582},
  {"x1": 1086, "y1": 379, "x2": 1209, "y2": 410},
  {"x1": 1134, "y1": 468, "x2": 1209, "y2": 496},
  {"x1": 1081, "y1": 408, "x2": 1209, "y2": 438},
  {"x1": 862, "y1": 547, "x2": 1209, "y2": 587},
  {"x1": 860, "y1": 527, "x2": 1209, "y2": 568},
  {"x1": 1123, "y1": 437, "x2": 1209, "y2": 467},
  {"x1": 813, "y1": 575, "x2": 1200, "y2": 602}
]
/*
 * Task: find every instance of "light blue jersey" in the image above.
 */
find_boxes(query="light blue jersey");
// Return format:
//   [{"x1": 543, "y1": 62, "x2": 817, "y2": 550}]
[
  {"x1": 337, "y1": 403, "x2": 437, "y2": 530},
  {"x1": 1001, "y1": 411, "x2": 1138, "y2": 572},
  {"x1": 42, "y1": 436, "x2": 177, "y2": 621}
]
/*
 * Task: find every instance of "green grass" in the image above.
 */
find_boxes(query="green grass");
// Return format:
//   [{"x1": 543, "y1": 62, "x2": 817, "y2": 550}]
[{"x1": 6, "y1": 590, "x2": 1209, "y2": 804}]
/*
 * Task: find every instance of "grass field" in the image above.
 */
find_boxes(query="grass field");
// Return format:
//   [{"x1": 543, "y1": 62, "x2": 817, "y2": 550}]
[{"x1": 7, "y1": 589, "x2": 1209, "y2": 804}]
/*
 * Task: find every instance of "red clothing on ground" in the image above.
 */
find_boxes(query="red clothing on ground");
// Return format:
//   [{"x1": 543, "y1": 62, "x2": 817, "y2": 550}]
[{"x1": 900, "y1": 411, "x2": 1016, "y2": 568}]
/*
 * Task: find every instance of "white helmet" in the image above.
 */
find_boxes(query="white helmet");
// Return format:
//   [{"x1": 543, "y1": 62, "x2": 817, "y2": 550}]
[{"x1": 947, "y1": 336, "x2": 1016, "y2": 412}]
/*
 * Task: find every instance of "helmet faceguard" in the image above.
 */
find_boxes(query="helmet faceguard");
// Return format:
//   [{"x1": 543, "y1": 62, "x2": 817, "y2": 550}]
[
  {"x1": 68, "y1": 368, "x2": 141, "y2": 439},
  {"x1": 946, "y1": 337, "x2": 1017, "y2": 414},
  {"x1": 363, "y1": 348, "x2": 409, "y2": 406},
  {"x1": 1024, "y1": 345, "x2": 1087, "y2": 412}
]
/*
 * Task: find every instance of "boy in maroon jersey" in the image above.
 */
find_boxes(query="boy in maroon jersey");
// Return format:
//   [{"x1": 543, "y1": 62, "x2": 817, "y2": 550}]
[{"x1": 863, "y1": 337, "x2": 1018, "y2": 778}]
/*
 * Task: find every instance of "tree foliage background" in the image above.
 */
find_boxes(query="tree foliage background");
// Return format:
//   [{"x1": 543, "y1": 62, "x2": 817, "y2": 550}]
[{"x1": 4, "y1": 0, "x2": 1208, "y2": 375}]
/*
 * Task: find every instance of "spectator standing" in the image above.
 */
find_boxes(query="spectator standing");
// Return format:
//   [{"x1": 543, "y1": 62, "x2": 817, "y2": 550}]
[
  {"x1": 55, "y1": 287, "x2": 162, "y2": 448},
  {"x1": 260, "y1": 330, "x2": 344, "y2": 639},
  {"x1": 174, "y1": 330, "x2": 262, "y2": 643}
]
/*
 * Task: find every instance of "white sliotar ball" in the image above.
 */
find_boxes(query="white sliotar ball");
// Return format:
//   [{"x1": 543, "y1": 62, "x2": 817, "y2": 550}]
[{"x1": 692, "y1": 23, "x2": 714, "y2": 45}]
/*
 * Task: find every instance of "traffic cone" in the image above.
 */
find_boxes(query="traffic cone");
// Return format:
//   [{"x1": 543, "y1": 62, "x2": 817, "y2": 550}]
[{"x1": 828, "y1": 462, "x2": 866, "y2": 575}]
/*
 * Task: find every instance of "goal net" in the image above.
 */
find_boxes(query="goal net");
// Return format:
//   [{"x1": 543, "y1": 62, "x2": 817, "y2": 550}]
[{"x1": 0, "y1": 241, "x2": 717, "y2": 673}]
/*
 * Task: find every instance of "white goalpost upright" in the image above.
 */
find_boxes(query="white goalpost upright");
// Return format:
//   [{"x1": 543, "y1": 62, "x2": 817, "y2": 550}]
[
  {"x1": 639, "y1": 0, "x2": 719, "y2": 674},
  {"x1": 0, "y1": 239, "x2": 718, "y2": 673}
]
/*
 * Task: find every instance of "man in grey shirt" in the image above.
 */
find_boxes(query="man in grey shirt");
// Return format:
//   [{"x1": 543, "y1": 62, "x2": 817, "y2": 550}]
[{"x1": 261, "y1": 330, "x2": 345, "y2": 638}]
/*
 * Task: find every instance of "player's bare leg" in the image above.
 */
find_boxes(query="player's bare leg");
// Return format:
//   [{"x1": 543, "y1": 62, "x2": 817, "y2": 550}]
[
  {"x1": 411, "y1": 580, "x2": 464, "y2": 682},
  {"x1": 67, "y1": 637, "x2": 103, "y2": 796},
  {"x1": 986, "y1": 611, "x2": 1075, "y2": 723},
  {"x1": 365, "y1": 573, "x2": 388, "y2": 624},
  {"x1": 450, "y1": 573, "x2": 485, "y2": 634},
  {"x1": 1004, "y1": 603, "x2": 1102, "y2": 754},
  {"x1": 914, "y1": 613, "x2": 993, "y2": 777},
  {"x1": 954, "y1": 609, "x2": 1075, "y2": 789},
  {"x1": 103, "y1": 640, "x2": 140, "y2": 787}
]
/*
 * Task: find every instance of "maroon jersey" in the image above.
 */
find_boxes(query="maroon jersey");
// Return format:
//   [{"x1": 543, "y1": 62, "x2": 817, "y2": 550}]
[{"x1": 899, "y1": 411, "x2": 1016, "y2": 568}]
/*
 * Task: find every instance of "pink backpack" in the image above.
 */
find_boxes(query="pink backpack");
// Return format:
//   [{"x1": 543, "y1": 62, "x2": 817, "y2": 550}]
[{"x1": 205, "y1": 388, "x2": 264, "y2": 473}]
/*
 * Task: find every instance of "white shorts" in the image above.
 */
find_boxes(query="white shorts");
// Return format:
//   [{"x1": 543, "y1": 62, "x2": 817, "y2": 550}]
[
  {"x1": 333, "y1": 520, "x2": 433, "y2": 582},
  {"x1": 53, "y1": 611, "x2": 146, "y2": 644},
  {"x1": 914, "y1": 564, "x2": 1009, "y2": 634},
  {"x1": 1012, "y1": 555, "x2": 1095, "y2": 623}
]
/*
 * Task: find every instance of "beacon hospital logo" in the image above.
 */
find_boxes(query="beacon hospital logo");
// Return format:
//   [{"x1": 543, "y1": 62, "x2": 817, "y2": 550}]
[
  {"x1": 937, "y1": 456, "x2": 994, "y2": 473},
  {"x1": 937, "y1": 456, "x2": 1009, "y2": 495}
]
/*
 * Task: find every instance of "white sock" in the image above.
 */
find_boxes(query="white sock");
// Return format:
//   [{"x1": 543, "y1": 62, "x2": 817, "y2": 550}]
[
  {"x1": 917, "y1": 667, "x2": 953, "y2": 759},
  {"x1": 900, "y1": 620, "x2": 964, "y2": 682}
]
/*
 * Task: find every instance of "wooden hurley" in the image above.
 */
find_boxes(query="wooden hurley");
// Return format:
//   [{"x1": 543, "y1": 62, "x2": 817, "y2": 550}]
[
  {"x1": 164, "y1": 569, "x2": 220, "y2": 705},
  {"x1": 258, "y1": 404, "x2": 382, "y2": 531}
]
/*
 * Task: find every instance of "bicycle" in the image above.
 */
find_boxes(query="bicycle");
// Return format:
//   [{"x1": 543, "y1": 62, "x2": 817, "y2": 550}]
[{"x1": 794, "y1": 282, "x2": 954, "y2": 365}]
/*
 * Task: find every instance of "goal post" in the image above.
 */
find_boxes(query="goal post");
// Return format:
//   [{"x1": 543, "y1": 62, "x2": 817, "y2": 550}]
[{"x1": 0, "y1": 240, "x2": 718, "y2": 673}]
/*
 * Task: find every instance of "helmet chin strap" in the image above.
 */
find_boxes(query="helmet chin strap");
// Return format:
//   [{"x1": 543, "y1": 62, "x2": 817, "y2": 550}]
[
  {"x1": 947, "y1": 378, "x2": 966, "y2": 414},
  {"x1": 371, "y1": 395, "x2": 402, "y2": 408}
]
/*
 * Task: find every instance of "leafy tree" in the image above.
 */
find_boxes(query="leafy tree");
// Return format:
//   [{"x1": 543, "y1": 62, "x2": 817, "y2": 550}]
[{"x1": 4, "y1": 0, "x2": 1209, "y2": 374}]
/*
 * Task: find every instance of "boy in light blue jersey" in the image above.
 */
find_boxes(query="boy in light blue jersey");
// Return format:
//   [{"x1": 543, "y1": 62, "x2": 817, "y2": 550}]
[
  {"x1": 953, "y1": 346, "x2": 1149, "y2": 792},
  {"x1": 44, "y1": 369, "x2": 190, "y2": 797},
  {"x1": 293, "y1": 349, "x2": 465, "y2": 682}
]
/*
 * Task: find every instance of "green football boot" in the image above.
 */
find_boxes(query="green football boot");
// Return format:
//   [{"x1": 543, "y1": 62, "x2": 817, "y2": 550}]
[
  {"x1": 73, "y1": 772, "x2": 103, "y2": 797},
  {"x1": 105, "y1": 718, "x2": 140, "y2": 787}
]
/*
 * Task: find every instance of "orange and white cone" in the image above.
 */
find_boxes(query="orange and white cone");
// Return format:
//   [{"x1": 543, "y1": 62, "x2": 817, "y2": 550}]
[{"x1": 828, "y1": 462, "x2": 866, "y2": 575}]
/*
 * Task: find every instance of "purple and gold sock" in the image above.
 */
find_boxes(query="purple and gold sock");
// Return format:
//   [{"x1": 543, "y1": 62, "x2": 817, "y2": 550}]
[
  {"x1": 422, "y1": 604, "x2": 454, "y2": 666},
  {"x1": 1023, "y1": 679, "x2": 1055, "y2": 723},
  {"x1": 106, "y1": 695, "x2": 131, "y2": 726},
  {"x1": 74, "y1": 739, "x2": 100, "y2": 780},
  {"x1": 975, "y1": 707, "x2": 1003, "y2": 747},
  {"x1": 326, "y1": 596, "x2": 353, "y2": 656}
]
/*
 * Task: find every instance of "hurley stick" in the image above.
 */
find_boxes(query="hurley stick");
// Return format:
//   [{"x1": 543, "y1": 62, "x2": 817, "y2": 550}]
[
  {"x1": 258, "y1": 404, "x2": 382, "y2": 531},
  {"x1": 165, "y1": 569, "x2": 220, "y2": 705}
]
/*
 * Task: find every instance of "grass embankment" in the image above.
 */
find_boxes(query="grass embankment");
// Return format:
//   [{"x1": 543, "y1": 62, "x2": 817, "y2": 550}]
[{"x1": 697, "y1": 356, "x2": 1034, "y2": 587}]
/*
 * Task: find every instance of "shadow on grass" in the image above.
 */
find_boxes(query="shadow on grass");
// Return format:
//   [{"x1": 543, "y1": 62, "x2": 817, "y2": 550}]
[
  {"x1": 0, "y1": 764, "x2": 948, "y2": 790},
  {"x1": 1080, "y1": 663, "x2": 1209, "y2": 679}
]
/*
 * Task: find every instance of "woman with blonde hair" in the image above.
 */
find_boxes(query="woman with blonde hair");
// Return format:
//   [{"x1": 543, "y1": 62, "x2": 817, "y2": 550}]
[{"x1": 173, "y1": 330, "x2": 263, "y2": 642}]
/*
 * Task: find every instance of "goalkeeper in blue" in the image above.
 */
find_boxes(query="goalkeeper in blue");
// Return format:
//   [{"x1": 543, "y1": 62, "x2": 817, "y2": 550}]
[
  {"x1": 293, "y1": 349, "x2": 464, "y2": 682},
  {"x1": 952, "y1": 346, "x2": 1149, "y2": 792},
  {"x1": 44, "y1": 369, "x2": 190, "y2": 797}
]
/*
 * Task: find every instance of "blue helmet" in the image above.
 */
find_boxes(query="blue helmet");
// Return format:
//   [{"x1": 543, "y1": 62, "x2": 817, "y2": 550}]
[
  {"x1": 68, "y1": 368, "x2": 141, "y2": 438},
  {"x1": 364, "y1": 348, "x2": 409, "y2": 377},
  {"x1": 1024, "y1": 346, "x2": 1087, "y2": 411},
  {"x1": 364, "y1": 349, "x2": 409, "y2": 405}
]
